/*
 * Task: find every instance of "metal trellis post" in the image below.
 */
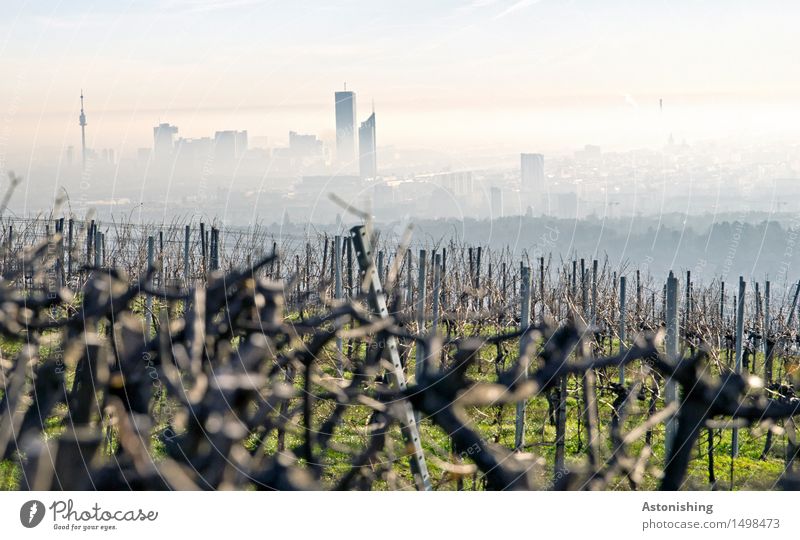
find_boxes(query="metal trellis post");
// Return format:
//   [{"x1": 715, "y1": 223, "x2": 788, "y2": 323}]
[
  {"x1": 515, "y1": 266, "x2": 532, "y2": 451},
  {"x1": 350, "y1": 225, "x2": 431, "y2": 491}
]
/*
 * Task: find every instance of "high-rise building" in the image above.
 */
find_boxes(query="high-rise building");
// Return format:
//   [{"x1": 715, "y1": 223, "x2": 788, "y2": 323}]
[
  {"x1": 214, "y1": 130, "x2": 248, "y2": 164},
  {"x1": 289, "y1": 131, "x2": 324, "y2": 159},
  {"x1": 153, "y1": 123, "x2": 179, "y2": 161},
  {"x1": 521, "y1": 153, "x2": 544, "y2": 190},
  {"x1": 335, "y1": 88, "x2": 356, "y2": 164},
  {"x1": 358, "y1": 112, "x2": 376, "y2": 179},
  {"x1": 175, "y1": 137, "x2": 214, "y2": 167}
]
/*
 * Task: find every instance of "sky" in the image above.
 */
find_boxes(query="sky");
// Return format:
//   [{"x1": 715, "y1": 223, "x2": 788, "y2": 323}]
[{"x1": 1, "y1": 0, "x2": 799, "y2": 160}]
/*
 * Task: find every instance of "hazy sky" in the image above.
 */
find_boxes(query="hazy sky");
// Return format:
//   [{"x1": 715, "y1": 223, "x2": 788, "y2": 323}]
[{"x1": 2, "y1": 0, "x2": 799, "y2": 159}]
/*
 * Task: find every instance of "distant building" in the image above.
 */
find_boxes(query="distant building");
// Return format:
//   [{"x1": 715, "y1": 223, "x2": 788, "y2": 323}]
[
  {"x1": 153, "y1": 123, "x2": 179, "y2": 161},
  {"x1": 100, "y1": 148, "x2": 116, "y2": 165},
  {"x1": 358, "y1": 112, "x2": 377, "y2": 179},
  {"x1": 521, "y1": 153, "x2": 544, "y2": 190},
  {"x1": 335, "y1": 89, "x2": 357, "y2": 164},
  {"x1": 214, "y1": 130, "x2": 248, "y2": 164},
  {"x1": 175, "y1": 137, "x2": 214, "y2": 165},
  {"x1": 490, "y1": 186, "x2": 503, "y2": 218},
  {"x1": 416, "y1": 171, "x2": 474, "y2": 197},
  {"x1": 575, "y1": 144, "x2": 602, "y2": 161},
  {"x1": 289, "y1": 131, "x2": 324, "y2": 159},
  {"x1": 235, "y1": 130, "x2": 248, "y2": 157}
]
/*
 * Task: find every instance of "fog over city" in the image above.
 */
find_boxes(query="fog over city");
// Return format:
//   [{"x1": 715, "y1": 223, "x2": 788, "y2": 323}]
[{"x1": 2, "y1": 0, "x2": 800, "y2": 280}]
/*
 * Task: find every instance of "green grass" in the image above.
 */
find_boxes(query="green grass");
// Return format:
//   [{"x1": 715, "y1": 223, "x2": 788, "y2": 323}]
[{"x1": 0, "y1": 314, "x2": 794, "y2": 491}]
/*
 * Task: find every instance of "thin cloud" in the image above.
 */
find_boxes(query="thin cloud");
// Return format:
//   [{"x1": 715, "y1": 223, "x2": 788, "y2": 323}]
[
  {"x1": 493, "y1": 0, "x2": 544, "y2": 20},
  {"x1": 163, "y1": 0, "x2": 268, "y2": 14}
]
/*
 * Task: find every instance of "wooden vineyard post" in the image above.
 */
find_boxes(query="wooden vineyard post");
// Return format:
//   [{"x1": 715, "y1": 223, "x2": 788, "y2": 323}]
[
  {"x1": 86, "y1": 220, "x2": 93, "y2": 268},
  {"x1": 349, "y1": 225, "x2": 432, "y2": 491},
  {"x1": 215, "y1": 227, "x2": 220, "y2": 271},
  {"x1": 764, "y1": 280, "x2": 772, "y2": 383},
  {"x1": 753, "y1": 282, "x2": 761, "y2": 373},
  {"x1": 55, "y1": 218, "x2": 64, "y2": 291},
  {"x1": 415, "y1": 249, "x2": 427, "y2": 381},
  {"x1": 184, "y1": 225, "x2": 190, "y2": 286},
  {"x1": 475, "y1": 246, "x2": 482, "y2": 309},
  {"x1": 515, "y1": 266, "x2": 532, "y2": 451},
  {"x1": 636, "y1": 269, "x2": 641, "y2": 324},
  {"x1": 591, "y1": 259, "x2": 598, "y2": 325},
  {"x1": 720, "y1": 280, "x2": 725, "y2": 354},
  {"x1": 468, "y1": 248, "x2": 474, "y2": 309},
  {"x1": 580, "y1": 258, "x2": 587, "y2": 319},
  {"x1": 158, "y1": 231, "x2": 163, "y2": 286},
  {"x1": 432, "y1": 253, "x2": 442, "y2": 335},
  {"x1": 67, "y1": 218, "x2": 73, "y2": 285},
  {"x1": 321, "y1": 234, "x2": 329, "y2": 288},
  {"x1": 619, "y1": 275, "x2": 627, "y2": 384},
  {"x1": 501, "y1": 262, "x2": 507, "y2": 308},
  {"x1": 94, "y1": 228, "x2": 101, "y2": 268},
  {"x1": 145, "y1": 236, "x2": 154, "y2": 338},
  {"x1": 571, "y1": 259, "x2": 577, "y2": 302},
  {"x1": 664, "y1": 271, "x2": 679, "y2": 456},
  {"x1": 539, "y1": 256, "x2": 545, "y2": 322},
  {"x1": 345, "y1": 237, "x2": 353, "y2": 297},
  {"x1": 732, "y1": 276, "x2": 745, "y2": 459},
  {"x1": 683, "y1": 270, "x2": 691, "y2": 350},
  {"x1": 487, "y1": 260, "x2": 493, "y2": 310},
  {"x1": 441, "y1": 247, "x2": 447, "y2": 312},
  {"x1": 199, "y1": 222, "x2": 207, "y2": 279},
  {"x1": 405, "y1": 251, "x2": 413, "y2": 309},
  {"x1": 334, "y1": 235, "x2": 343, "y2": 377},
  {"x1": 209, "y1": 227, "x2": 219, "y2": 272}
]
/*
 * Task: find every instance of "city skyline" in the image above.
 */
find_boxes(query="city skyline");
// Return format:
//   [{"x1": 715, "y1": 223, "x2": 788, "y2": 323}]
[
  {"x1": 0, "y1": 1, "x2": 798, "y2": 235},
  {"x1": 2, "y1": 1, "x2": 800, "y2": 159}
]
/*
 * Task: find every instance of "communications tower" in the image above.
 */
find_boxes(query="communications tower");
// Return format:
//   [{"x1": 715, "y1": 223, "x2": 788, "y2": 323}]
[{"x1": 79, "y1": 90, "x2": 87, "y2": 169}]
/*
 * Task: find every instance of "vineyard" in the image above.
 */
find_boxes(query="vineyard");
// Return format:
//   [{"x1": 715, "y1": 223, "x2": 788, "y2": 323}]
[{"x1": 1, "y1": 211, "x2": 799, "y2": 491}]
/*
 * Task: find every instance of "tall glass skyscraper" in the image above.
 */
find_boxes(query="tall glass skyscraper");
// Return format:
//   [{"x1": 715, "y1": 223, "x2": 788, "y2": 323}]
[
  {"x1": 358, "y1": 112, "x2": 376, "y2": 179},
  {"x1": 334, "y1": 89, "x2": 357, "y2": 165}
]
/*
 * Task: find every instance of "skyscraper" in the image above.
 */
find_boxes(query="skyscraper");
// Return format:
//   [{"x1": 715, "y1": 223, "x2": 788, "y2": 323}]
[
  {"x1": 153, "y1": 123, "x2": 178, "y2": 161},
  {"x1": 335, "y1": 87, "x2": 356, "y2": 165},
  {"x1": 358, "y1": 112, "x2": 376, "y2": 179},
  {"x1": 521, "y1": 153, "x2": 544, "y2": 190}
]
